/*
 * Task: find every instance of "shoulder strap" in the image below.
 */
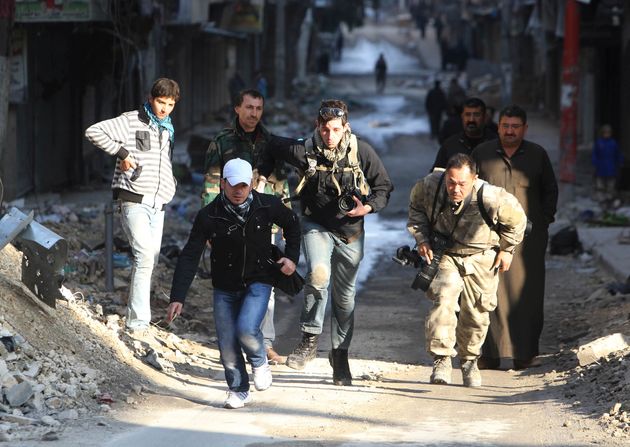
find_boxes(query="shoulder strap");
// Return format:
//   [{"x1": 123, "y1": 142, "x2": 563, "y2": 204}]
[
  {"x1": 430, "y1": 172, "x2": 446, "y2": 227},
  {"x1": 347, "y1": 135, "x2": 370, "y2": 196},
  {"x1": 477, "y1": 183, "x2": 496, "y2": 230},
  {"x1": 294, "y1": 137, "x2": 318, "y2": 196}
]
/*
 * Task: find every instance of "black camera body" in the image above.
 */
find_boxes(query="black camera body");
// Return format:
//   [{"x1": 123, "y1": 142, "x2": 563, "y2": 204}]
[
  {"x1": 338, "y1": 187, "x2": 363, "y2": 215},
  {"x1": 392, "y1": 232, "x2": 452, "y2": 292}
]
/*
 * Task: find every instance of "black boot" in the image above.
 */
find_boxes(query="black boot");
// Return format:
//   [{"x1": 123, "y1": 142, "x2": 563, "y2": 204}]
[
  {"x1": 328, "y1": 349, "x2": 352, "y2": 386},
  {"x1": 286, "y1": 333, "x2": 319, "y2": 370}
]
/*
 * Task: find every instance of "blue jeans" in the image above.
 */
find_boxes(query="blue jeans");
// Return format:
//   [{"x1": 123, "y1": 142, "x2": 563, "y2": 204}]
[
  {"x1": 214, "y1": 282, "x2": 272, "y2": 392},
  {"x1": 119, "y1": 202, "x2": 164, "y2": 330},
  {"x1": 300, "y1": 218, "x2": 364, "y2": 349}
]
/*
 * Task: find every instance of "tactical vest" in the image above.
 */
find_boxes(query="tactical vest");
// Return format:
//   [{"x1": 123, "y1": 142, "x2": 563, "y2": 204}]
[{"x1": 295, "y1": 134, "x2": 370, "y2": 198}]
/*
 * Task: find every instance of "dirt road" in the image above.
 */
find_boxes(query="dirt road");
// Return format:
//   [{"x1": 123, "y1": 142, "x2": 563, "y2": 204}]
[{"x1": 8, "y1": 19, "x2": 628, "y2": 447}]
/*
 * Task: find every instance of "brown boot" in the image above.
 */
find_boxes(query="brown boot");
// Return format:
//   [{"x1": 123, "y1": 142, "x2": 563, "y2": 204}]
[{"x1": 286, "y1": 333, "x2": 319, "y2": 370}]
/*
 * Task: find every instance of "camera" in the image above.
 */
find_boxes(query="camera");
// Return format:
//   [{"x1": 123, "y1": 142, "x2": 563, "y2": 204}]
[
  {"x1": 392, "y1": 245, "x2": 422, "y2": 268},
  {"x1": 392, "y1": 232, "x2": 452, "y2": 291},
  {"x1": 338, "y1": 187, "x2": 362, "y2": 215}
]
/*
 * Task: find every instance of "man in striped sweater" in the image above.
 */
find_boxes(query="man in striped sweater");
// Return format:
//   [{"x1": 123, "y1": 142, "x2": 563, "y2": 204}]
[{"x1": 85, "y1": 78, "x2": 180, "y2": 332}]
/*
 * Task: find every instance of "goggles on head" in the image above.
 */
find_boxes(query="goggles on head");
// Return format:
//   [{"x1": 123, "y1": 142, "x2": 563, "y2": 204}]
[{"x1": 319, "y1": 107, "x2": 345, "y2": 119}]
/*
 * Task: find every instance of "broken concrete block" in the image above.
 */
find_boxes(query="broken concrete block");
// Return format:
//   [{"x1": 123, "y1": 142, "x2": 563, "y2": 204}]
[
  {"x1": 5, "y1": 381, "x2": 34, "y2": 407},
  {"x1": 577, "y1": 333, "x2": 630, "y2": 366}
]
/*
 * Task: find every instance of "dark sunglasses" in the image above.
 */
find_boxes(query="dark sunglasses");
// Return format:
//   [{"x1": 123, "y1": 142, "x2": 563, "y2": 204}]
[{"x1": 319, "y1": 107, "x2": 345, "y2": 118}]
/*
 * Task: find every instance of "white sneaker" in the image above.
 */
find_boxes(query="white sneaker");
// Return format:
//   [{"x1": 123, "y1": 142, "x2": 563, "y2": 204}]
[
  {"x1": 224, "y1": 391, "x2": 252, "y2": 409},
  {"x1": 252, "y1": 361, "x2": 272, "y2": 391}
]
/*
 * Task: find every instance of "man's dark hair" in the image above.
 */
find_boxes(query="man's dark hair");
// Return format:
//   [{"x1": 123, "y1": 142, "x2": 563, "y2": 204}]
[
  {"x1": 236, "y1": 89, "x2": 264, "y2": 106},
  {"x1": 462, "y1": 97, "x2": 486, "y2": 114},
  {"x1": 317, "y1": 99, "x2": 348, "y2": 126},
  {"x1": 151, "y1": 78, "x2": 180, "y2": 102},
  {"x1": 499, "y1": 104, "x2": 527, "y2": 124},
  {"x1": 445, "y1": 153, "x2": 477, "y2": 174}
]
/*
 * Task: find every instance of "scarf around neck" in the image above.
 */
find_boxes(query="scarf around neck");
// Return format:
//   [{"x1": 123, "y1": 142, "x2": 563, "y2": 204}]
[
  {"x1": 221, "y1": 191, "x2": 254, "y2": 224},
  {"x1": 144, "y1": 102, "x2": 174, "y2": 143},
  {"x1": 312, "y1": 126, "x2": 353, "y2": 163}
]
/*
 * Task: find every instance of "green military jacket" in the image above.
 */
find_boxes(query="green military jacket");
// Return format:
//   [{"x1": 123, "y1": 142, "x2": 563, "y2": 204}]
[
  {"x1": 202, "y1": 117, "x2": 290, "y2": 206},
  {"x1": 407, "y1": 170, "x2": 527, "y2": 256}
]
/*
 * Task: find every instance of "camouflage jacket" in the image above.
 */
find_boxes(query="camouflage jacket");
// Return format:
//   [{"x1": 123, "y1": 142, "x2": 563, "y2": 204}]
[
  {"x1": 407, "y1": 170, "x2": 527, "y2": 255},
  {"x1": 202, "y1": 117, "x2": 290, "y2": 206}
]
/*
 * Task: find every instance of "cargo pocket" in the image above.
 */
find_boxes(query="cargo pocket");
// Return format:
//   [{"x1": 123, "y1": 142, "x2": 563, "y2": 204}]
[
  {"x1": 476, "y1": 292, "x2": 497, "y2": 312},
  {"x1": 136, "y1": 131, "x2": 151, "y2": 151}
]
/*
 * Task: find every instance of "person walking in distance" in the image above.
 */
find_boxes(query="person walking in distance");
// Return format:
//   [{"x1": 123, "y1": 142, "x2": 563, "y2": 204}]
[
  {"x1": 259, "y1": 99, "x2": 393, "y2": 386},
  {"x1": 374, "y1": 53, "x2": 388, "y2": 94},
  {"x1": 425, "y1": 80, "x2": 448, "y2": 140},
  {"x1": 167, "y1": 158, "x2": 301, "y2": 409},
  {"x1": 472, "y1": 105, "x2": 558, "y2": 370},
  {"x1": 85, "y1": 78, "x2": 180, "y2": 333},
  {"x1": 407, "y1": 154, "x2": 527, "y2": 386}
]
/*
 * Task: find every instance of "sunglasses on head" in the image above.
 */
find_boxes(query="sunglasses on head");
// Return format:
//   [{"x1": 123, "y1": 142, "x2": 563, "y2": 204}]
[{"x1": 319, "y1": 107, "x2": 345, "y2": 118}]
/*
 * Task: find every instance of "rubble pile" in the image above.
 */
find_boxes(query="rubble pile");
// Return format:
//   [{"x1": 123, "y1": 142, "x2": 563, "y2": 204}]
[
  {"x1": 562, "y1": 348, "x2": 630, "y2": 439},
  {"x1": 0, "y1": 323, "x2": 105, "y2": 442}
]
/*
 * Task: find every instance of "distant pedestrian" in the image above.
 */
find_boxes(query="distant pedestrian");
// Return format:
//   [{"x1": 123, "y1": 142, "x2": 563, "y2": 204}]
[
  {"x1": 438, "y1": 103, "x2": 463, "y2": 145},
  {"x1": 229, "y1": 72, "x2": 246, "y2": 106},
  {"x1": 375, "y1": 53, "x2": 388, "y2": 94},
  {"x1": 485, "y1": 106, "x2": 498, "y2": 134},
  {"x1": 255, "y1": 71, "x2": 268, "y2": 98},
  {"x1": 592, "y1": 124, "x2": 623, "y2": 202},
  {"x1": 472, "y1": 105, "x2": 559, "y2": 371},
  {"x1": 425, "y1": 80, "x2": 448, "y2": 140},
  {"x1": 446, "y1": 78, "x2": 466, "y2": 111},
  {"x1": 85, "y1": 78, "x2": 180, "y2": 333}
]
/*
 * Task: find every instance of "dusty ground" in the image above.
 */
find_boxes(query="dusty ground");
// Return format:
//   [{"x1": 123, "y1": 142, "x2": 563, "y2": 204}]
[{"x1": 1, "y1": 16, "x2": 629, "y2": 447}]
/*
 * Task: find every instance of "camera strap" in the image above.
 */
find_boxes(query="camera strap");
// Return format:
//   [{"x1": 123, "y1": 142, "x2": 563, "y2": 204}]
[{"x1": 293, "y1": 135, "x2": 369, "y2": 198}]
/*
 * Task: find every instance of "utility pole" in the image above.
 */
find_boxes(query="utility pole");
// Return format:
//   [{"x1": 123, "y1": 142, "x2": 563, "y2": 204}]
[
  {"x1": 0, "y1": 0, "x2": 15, "y2": 169},
  {"x1": 274, "y1": 0, "x2": 286, "y2": 101},
  {"x1": 558, "y1": 0, "x2": 580, "y2": 189}
]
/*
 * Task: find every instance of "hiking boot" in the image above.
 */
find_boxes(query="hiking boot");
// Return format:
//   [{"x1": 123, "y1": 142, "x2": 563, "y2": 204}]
[
  {"x1": 328, "y1": 349, "x2": 352, "y2": 386},
  {"x1": 252, "y1": 361, "x2": 272, "y2": 391},
  {"x1": 461, "y1": 359, "x2": 482, "y2": 387},
  {"x1": 266, "y1": 347, "x2": 284, "y2": 365},
  {"x1": 286, "y1": 333, "x2": 319, "y2": 370},
  {"x1": 430, "y1": 356, "x2": 452, "y2": 385},
  {"x1": 223, "y1": 391, "x2": 252, "y2": 409}
]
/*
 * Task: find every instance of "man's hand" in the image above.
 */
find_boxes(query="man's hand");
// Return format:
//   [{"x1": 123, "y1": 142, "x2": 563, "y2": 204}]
[
  {"x1": 493, "y1": 251, "x2": 513, "y2": 272},
  {"x1": 276, "y1": 257, "x2": 296, "y2": 276},
  {"x1": 345, "y1": 196, "x2": 373, "y2": 218},
  {"x1": 255, "y1": 175, "x2": 267, "y2": 193},
  {"x1": 166, "y1": 302, "x2": 182, "y2": 323},
  {"x1": 418, "y1": 242, "x2": 434, "y2": 264},
  {"x1": 120, "y1": 156, "x2": 137, "y2": 172}
]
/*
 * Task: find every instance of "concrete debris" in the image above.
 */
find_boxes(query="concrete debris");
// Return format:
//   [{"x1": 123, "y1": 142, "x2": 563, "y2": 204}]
[
  {"x1": 6, "y1": 381, "x2": 34, "y2": 407},
  {"x1": 577, "y1": 333, "x2": 630, "y2": 366}
]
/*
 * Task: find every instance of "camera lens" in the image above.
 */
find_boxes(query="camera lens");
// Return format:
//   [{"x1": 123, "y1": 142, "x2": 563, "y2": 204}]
[{"x1": 338, "y1": 194, "x2": 357, "y2": 213}]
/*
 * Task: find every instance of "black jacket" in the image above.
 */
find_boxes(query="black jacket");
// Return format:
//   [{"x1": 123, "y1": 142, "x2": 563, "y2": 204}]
[
  {"x1": 432, "y1": 127, "x2": 498, "y2": 170},
  {"x1": 260, "y1": 135, "x2": 393, "y2": 242},
  {"x1": 170, "y1": 191, "x2": 301, "y2": 301}
]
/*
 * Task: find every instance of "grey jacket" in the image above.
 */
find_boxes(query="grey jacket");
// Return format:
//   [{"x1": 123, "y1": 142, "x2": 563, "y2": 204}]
[{"x1": 85, "y1": 106, "x2": 176, "y2": 209}]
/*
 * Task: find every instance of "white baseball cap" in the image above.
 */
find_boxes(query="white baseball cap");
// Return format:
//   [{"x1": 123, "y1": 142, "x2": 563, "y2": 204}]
[{"x1": 223, "y1": 158, "x2": 253, "y2": 186}]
